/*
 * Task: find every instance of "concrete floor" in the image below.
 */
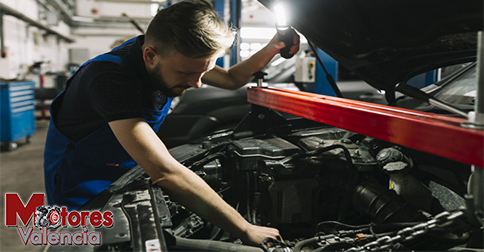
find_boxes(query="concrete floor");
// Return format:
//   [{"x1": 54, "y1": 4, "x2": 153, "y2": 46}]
[{"x1": 1, "y1": 119, "x2": 49, "y2": 252}]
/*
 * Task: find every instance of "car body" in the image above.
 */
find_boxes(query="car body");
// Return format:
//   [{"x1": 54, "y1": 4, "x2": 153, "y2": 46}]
[{"x1": 47, "y1": 0, "x2": 483, "y2": 251}]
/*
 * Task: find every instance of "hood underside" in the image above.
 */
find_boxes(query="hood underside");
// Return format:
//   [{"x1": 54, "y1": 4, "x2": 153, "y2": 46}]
[{"x1": 259, "y1": 0, "x2": 483, "y2": 91}]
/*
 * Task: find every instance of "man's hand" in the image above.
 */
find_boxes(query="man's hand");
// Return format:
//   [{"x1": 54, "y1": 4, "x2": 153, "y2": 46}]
[
  {"x1": 240, "y1": 224, "x2": 282, "y2": 246},
  {"x1": 266, "y1": 29, "x2": 300, "y2": 58}
]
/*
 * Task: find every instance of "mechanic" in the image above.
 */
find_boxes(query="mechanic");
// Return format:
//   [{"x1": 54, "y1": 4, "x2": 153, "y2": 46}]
[{"x1": 43, "y1": 0, "x2": 298, "y2": 246}]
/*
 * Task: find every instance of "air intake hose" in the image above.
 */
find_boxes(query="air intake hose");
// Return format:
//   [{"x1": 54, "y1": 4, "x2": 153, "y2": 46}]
[{"x1": 353, "y1": 181, "x2": 426, "y2": 223}]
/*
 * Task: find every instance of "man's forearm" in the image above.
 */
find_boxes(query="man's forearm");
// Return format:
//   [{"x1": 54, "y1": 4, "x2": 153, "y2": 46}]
[
  {"x1": 226, "y1": 45, "x2": 281, "y2": 89},
  {"x1": 202, "y1": 34, "x2": 290, "y2": 90},
  {"x1": 110, "y1": 118, "x2": 249, "y2": 237},
  {"x1": 153, "y1": 162, "x2": 250, "y2": 239}
]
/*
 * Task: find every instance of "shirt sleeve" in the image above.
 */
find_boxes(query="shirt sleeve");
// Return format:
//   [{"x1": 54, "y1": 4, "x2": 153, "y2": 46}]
[{"x1": 89, "y1": 64, "x2": 145, "y2": 122}]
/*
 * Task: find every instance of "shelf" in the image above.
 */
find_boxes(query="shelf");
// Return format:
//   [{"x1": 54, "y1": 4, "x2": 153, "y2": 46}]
[{"x1": 0, "y1": 2, "x2": 75, "y2": 43}]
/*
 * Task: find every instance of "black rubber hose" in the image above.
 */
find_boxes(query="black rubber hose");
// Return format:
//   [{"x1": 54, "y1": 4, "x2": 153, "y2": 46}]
[
  {"x1": 308, "y1": 144, "x2": 353, "y2": 163},
  {"x1": 353, "y1": 181, "x2": 427, "y2": 223},
  {"x1": 173, "y1": 236, "x2": 264, "y2": 252}
]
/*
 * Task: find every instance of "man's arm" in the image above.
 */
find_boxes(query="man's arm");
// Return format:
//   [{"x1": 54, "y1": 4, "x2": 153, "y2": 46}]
[
  {"x1": 202, "y1": 31, "x2": 299, "y2": 90},
  {"x1": 109, "y1": 118, "x2": 280, "y2": 245}
]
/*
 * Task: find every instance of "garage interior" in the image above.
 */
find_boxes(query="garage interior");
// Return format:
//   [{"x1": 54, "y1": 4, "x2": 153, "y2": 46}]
[
  {"x1": 0, "y1": 0, "x2": 483, "y2": 252},
  {"x1": 4, "y1": 1, "x2": 314, "y2": 250}
]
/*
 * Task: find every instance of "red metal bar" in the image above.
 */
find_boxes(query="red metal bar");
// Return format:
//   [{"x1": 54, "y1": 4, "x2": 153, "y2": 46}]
[{"x1": 248, "y1": 87, "x2": 484, "y2": 167}]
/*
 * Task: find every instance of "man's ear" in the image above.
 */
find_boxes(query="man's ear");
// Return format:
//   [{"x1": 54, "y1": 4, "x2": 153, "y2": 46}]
[{"x1": 143, "y1": 46, "x2": 157, "y2": 66}]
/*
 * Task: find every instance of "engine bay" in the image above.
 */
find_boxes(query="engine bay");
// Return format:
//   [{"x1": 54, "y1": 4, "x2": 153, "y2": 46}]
[{"x1": 65, "y1": 107, "x2": 483, "y2": 252}]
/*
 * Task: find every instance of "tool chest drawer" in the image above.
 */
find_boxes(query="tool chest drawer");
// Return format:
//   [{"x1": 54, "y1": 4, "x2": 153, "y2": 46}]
[{"x1": 0, "y1": 81, "x2": 36, "y2": 146}]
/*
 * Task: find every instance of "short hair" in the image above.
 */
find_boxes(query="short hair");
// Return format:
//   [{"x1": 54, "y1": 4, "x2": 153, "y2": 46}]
[{"x1": 144, "y1": 0, "x2": 235, "y2": 58}]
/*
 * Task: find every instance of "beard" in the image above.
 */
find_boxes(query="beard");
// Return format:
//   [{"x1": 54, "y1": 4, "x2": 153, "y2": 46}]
[{"x1": 148, "y1": 64, "x2": 189, "y2": 98}]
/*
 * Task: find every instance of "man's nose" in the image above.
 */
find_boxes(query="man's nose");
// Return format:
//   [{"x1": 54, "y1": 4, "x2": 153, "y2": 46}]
[{"x1": 187, "y1": 75, "x2": 203, "y2": 88}]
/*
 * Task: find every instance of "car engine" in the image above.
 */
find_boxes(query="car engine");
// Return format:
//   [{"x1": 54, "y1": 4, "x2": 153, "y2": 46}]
[{"x1": 60, "y1": 107, "x2": 482, "y2": 252}]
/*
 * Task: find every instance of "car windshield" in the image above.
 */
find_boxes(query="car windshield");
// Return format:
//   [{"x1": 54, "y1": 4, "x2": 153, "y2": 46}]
[{"x1": 434, "y1": 65, "x2": 476, "y2": 106}]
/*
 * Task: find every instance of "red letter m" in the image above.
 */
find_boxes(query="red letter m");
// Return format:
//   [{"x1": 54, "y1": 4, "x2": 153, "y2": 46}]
[{"x1": 5, "y1": 193, "x2": 44, "y2": 226}]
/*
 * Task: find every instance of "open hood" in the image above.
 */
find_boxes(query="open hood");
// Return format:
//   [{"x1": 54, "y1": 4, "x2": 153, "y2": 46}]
[{"x1": 259, "y1": 0, "x2": 483, "y2": 91}]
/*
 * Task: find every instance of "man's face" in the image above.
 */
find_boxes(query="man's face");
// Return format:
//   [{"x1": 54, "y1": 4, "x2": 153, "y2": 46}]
[{"x1": 145, "y1": 48, "x2": 218, "y2": 97}]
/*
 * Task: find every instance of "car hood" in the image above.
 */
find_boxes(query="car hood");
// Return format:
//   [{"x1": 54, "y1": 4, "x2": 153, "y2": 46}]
[{"x1": 258, "y1": 0, "x2": 483, "y2": 92}]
